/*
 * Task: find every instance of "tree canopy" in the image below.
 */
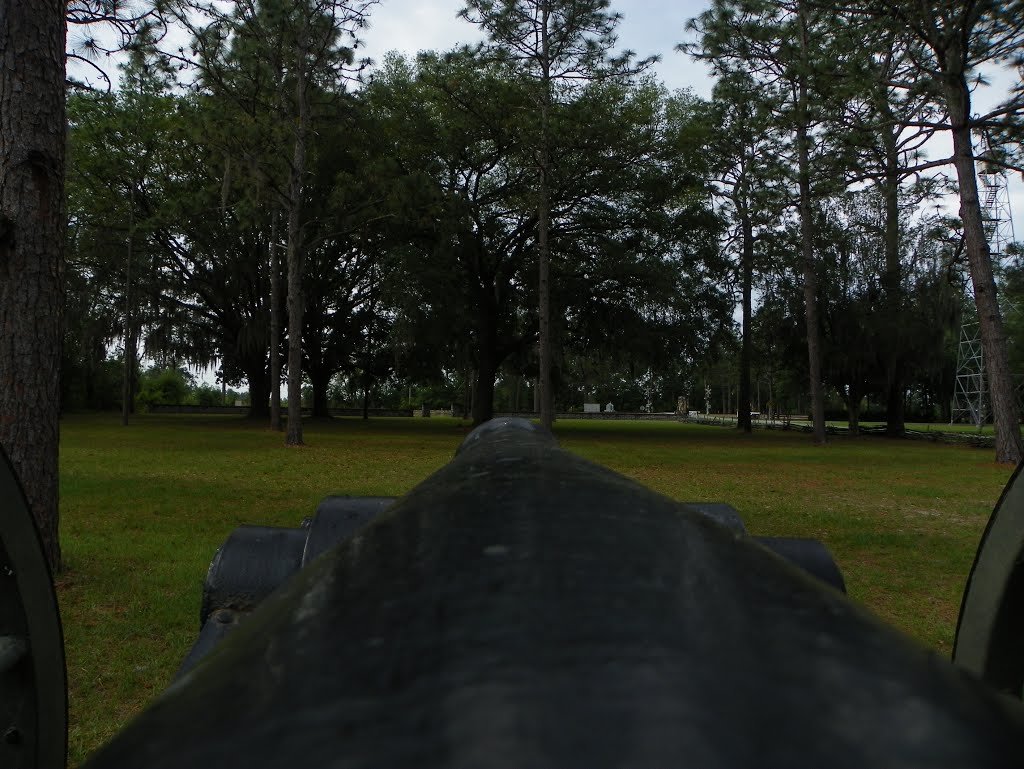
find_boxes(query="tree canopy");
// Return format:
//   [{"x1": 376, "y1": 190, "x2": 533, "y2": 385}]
[{"x1": 51, "y1": 0, "x2": 1023, "y2": 462}]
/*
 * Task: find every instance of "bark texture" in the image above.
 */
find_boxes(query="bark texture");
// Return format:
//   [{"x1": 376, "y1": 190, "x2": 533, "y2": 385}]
[
  {"x1": 285, "y1": 38, "x2": 309, "y2": 446},
  {"x1": 796, "y1": 110, "x2": 825, "y2": 443},
  {"x1": 737, "y1": 206, "x2": 753, "y2": 434},
  {"x1": 269, "y1": 214, "x2": 282, "y2": 430},
  {"x1": 879, "y1": 98, "x2": 906, "y2": 438},
  {"x1": 796, "y1": 4, "x2": 826, "y2": 445},
  {"x1": 245, "y1": 362, "x2": 271, "y2": 420},
  {"x1": 471, "y1": 300, "x2": 499, "y2": 427},
  {"x1": 121, "y1": 190, "x2": 136, "y2": 427},
  {"x1": 310, "y1": 368, "x2": 331, "y2": 419},
  {"x1": 0, "y1": 0, "x2": 67, "y2": 571},
  {"x1": 945, "y1": 76, "x2": 1021, "y2": 464},
  {"x1": 537, "y1": 6, "x2": 553, "y2": 430}
]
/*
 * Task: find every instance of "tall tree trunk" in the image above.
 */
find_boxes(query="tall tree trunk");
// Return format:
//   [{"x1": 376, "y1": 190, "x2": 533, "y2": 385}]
[
  {"x1": 796, "y1": 7, "x2": 826, "y2": 445},
  {"x1": 361, "y1": 374, "x2": 370, "y2": 420},
  {"x1": 945, "y1": 77, "x2": 1022, "y2": 463},
  {"x1": 246, "y1": 363, "x2": 271, "y2": 420},
  {"x1": 0, "y1": 0, "x2": 66, "y2": 572},
  {"x1": 886, "y1": 364, "x2": 906, "y2": 433},
  {"x1": 879, "y1": 106, "x2": 906, "y2": 438},
  {"x1": 310, "y1": 368, "x2": 331, "y2": 419},
  {"x1": 940, "y1": 380, "x2": 953, "y2": 424},
  {"x1": 537, "y1": 7, "x2": 554, "y2": 429},
  {"x1": 285, "y1": 43, "x2": 309, "y2": 447},
  {"x1": 538, "y1": 165, "x2": 552, "y2": 428},
  {"x1": 269, "y1": 212, "x2": 282, "y2": 431},
  {"x1": 472, "y1": 304, "x2": 499, "y2": 426},
  {"x1": 121, "y1": 194, "x2": 135, "y2": 426},
  {"x1": 738, "y1": 206, "x2": 753, "y2": 434},
  {"x1": 845, "y1": 383, "x2": 862, "y2": 437}
]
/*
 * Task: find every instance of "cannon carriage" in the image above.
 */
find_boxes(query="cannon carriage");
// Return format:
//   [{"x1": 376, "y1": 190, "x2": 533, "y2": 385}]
[{"x1": 5, "y1": 418, "x2": 1024, "y2": 766}]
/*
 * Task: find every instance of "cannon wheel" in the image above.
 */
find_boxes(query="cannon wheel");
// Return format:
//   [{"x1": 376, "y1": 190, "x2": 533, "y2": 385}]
[
  {"x1": 0, "y1": 447, "x2": 67, "y2": 767},
  {"x1": 954, "y1": 461, "x2": 1024, "y2": 697}
]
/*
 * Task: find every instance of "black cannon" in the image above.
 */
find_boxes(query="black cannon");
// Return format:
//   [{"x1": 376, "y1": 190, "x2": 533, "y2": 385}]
[
  {"x1": 177, "y1": 457, "x2": 845, "y2": 680},
  {"x1": 6, "y1": 417, "x2": 1024, "y2": 767},
  {"x1": 0, "y1": 450, "x2": 66, "y2": 769}
]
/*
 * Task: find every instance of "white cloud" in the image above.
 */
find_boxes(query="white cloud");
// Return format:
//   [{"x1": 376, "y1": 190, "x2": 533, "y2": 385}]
[
  {"x1": 360, "y1": 0, "x2": 481, "y2": 63},
  {"x1": 359, "y1": 0, "x2": 715, "y2": 95}
]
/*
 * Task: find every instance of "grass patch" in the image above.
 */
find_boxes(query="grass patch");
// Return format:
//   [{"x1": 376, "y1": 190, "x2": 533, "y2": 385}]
[{"x1": 58, "y1": 413, "x2": 1014, "y2": 765}]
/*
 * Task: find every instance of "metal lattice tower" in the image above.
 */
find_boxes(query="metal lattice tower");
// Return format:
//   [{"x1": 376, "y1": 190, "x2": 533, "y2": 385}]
[
  {"x1": 952, "y1": 323, "x2": 986, "y2": 426},
  {"x1": 951, "y1": 134, "x2": 1017, "y2": 427}
]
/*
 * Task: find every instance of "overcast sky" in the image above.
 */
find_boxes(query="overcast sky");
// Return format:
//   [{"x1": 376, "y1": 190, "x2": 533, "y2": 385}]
[
  {"x1": 356, "y1": 0, "x2": 1023, "y2": 244},
  {"x1": 359, "y1": 0, "x2": 714, "y2": 95},
  {"x1": 64, "y1": 0, "x2": 1023, "y2": 251}
]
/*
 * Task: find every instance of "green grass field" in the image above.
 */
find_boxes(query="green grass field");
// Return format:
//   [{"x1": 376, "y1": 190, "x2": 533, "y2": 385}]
[{"x1": 57, "y1": 413, "x2": 1015, "y2": 765}]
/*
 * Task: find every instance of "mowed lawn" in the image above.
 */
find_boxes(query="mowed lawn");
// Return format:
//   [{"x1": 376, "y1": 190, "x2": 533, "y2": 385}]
[{"x1": 58, "y1": 413, "x2": 1015, "y2": 765}]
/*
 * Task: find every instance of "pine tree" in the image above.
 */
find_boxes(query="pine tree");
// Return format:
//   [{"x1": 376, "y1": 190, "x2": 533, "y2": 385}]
[
  {"x1": 703, "y1": 71, "x2": 788, "y2": 433},
  {"x1": 0, "y1": 0, "x2": 67, "y2": 571},
  {"x1": 852, "y1": 0, "x2": 1024, "y2": 460},
  {"x1": 686, "y1": 0, "x2": 860, "y2": 444},
  {"x1": 459, "y1": 0, "x2": 654, "y2": 428},
  {"x1": 161, "y1": 0, "x2": 378, "y2": 443}
]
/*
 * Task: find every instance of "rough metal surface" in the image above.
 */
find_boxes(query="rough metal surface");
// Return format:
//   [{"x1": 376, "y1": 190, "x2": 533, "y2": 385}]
[
  {"x1": 174, "y1": 609, "x2": 244, "y2": 680},
  {"x1": 302, "y1": 497, "x2": 396, "y2": 567},
  {"x1": 753, "y1": 536, "x2": 846, "y2": 593},
  {"x1": 676, "y1": 501, "x2": 746, "y2": 533},
  {"x1": 0, "y1": 447, "x2": 66, "y2": 768},
  {"x1": 200, "y1": 525, "x2": 308, "y2": 627},
  {"x1": 88, "y1": 419, "x2": 1024, "y2": 768},
  {"x1": 955, "y1": 460, "x2": 1024, "y2": 694}
]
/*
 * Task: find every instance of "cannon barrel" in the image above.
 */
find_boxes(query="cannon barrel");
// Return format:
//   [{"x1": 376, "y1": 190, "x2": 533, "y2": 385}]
[{"x1": 81, "y1": 417, "x2": 1024, "y2": 768}]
